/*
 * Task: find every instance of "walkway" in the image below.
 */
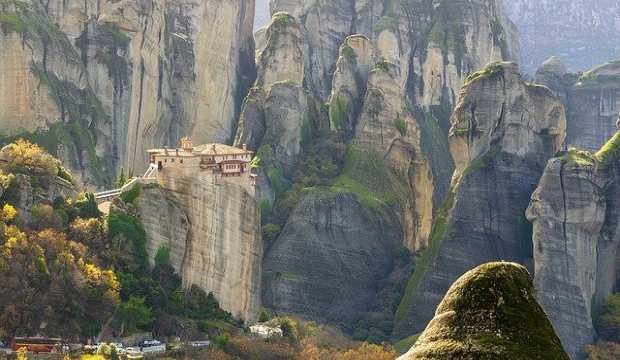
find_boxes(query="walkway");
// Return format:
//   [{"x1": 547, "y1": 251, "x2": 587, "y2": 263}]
[{"x1": 94, "y1": 164, "x2": 158, "y2": 203}]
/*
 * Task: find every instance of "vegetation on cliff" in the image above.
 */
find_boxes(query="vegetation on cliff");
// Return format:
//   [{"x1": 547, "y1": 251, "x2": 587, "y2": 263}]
[
  {"x1": 0, "y1": 140, "x2": 236, "y2": 341},
  {"x1": 400, "y1": 262, "x2": 569, "y2": 359}
]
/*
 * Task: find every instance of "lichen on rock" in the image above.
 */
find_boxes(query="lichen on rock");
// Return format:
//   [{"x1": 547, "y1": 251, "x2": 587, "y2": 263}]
[{"x1": 398, "y1": 262, "x2": 570, "y2": 360}]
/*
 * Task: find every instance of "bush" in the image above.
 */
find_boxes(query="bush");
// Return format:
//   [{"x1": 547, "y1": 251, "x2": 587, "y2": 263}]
[
  {"x1": 117, "y1": 296, "x2": 154, "y2": 332},
  {"x1": 154, "y1": 246, "x2": 171, "y2": 266},
  {"x1": 596, "y1": 294, "x2": 620, "y2": 341},
  {"x1": 0, "y1": 139, "x2": 59, "y2": 177},
  {"x1": 262, "y1": 224, "x2": 282, "y2": 245},
  {"x1": 107, "y1": 209, "x2": 148, "y2": 271}
]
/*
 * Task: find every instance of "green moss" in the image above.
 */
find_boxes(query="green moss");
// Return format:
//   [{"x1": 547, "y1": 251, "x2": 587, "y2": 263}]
[
  {"x1": 394, "y1": 115, "x2": 408, "y2": 136},
  {"x1": 329, "y1": 95, "x2": 351, "y2": 131},
  {"x1": 560, "y1": 149, "x2": 596, "y2": 166},
  {"x1": 461, "y1": 149, "x2": 499, "y2": 179},
  {"x1": 595, "y1": 131, "x2": 620, "y2": 164},
  {"x1": 395, "y1": 333, "x2": 421, "y2": 354},
  {"x1": 271, "y1": 12, "x2": 296, "y2": 28},
  {"x1": 340, "y1": 44, "x2": 356, "y2": 61},
  {"x1": 329, "y1": 146, "x2": 397, "y2": 211},
  {"x1": 413, "y1": 263, "x2": 570, "y2": 359},
  {"x1": 465, "y1": 62, "x2": 506, "y2": 85},
  {"x1": 253, "y1": 145, "x2": 291, "y2": 197},
  {"x1": 395, "y1": 189, "x2": 455, "y2": 323}
]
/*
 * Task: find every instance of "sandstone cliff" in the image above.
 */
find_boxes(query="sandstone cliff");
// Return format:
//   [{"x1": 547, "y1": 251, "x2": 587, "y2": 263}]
[
  {"x1": 505, "y1": 0, "x2": 620, "y2": 74},
  {"x1": 237, "y1": 0, "x2": 519, "y2": 334},
  {"x1": 238, "y1": 0, "x2": 519, "y2": 251},
  {"x1": 0, "y1": 0, "x2": 256, "y2": 184},
  {"x1": 537, "y1": 59, "x2": 620, "y2": 152},
  {"x1": 526, "y1": 140, "x2": 620, "y2": 359},
  {"x1": 136, "y1": 172, "x2": 262, "y2": 324},
  {"x1": 393, "y1": 62, "x2": 566, "y2": 339},
  {"x1": 262, "y1": 189, "x2": 402, "y2": 327},
  {"x1": 398, "y1": 262, "x2": 570, "y2": 360}
]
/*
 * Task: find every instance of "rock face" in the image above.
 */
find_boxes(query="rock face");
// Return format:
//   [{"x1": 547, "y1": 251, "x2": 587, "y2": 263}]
[
  {"x1": 526, "y1": 141, "x2": 620, "y2": 359},
  {"x1": 505, "y1": 0, "x2": 620, "y2": 74},
  {"x1": 241, "y1": 0, "x2": 519, "y2": 333},
  {"x1": 398, "y1": 262, "x2": 570, "y2": 360},
  {"x1": 394, "y1": 62, "x2": 566, "y2": 339},
  {"x1": 0, "y1": 0, "x2": 256, "y2": 185},
  {"x1": 137, "y1": 172, "x2": 262, "y2": 323},
  {"x1": 262, "y1": 190, "x2": 401, "y2": 327},
  {"x1": 536, "y1": 59, "x2": 620, "y2": 152},
  {"x1": 238, "y1": 0, "x2": 519, "y2": 250}
]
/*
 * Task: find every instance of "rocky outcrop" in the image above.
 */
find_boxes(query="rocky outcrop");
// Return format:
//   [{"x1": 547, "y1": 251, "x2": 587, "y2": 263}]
[
  {"x1": 239, "y1": 0, "x2": 519, "y2": 251},
  {"x1": 505, "y1": 0, "x2": 620, "y2": 75},
  {"x1": 262, "y1": 189, "x2": 401, "y2": 328},
  {"x1": 398, "y1": 262, "x2": 570, "y2": 360},
  {"x1": 526, "y1": 140, "x2": 620, "y2": 359},
  {"x1": 0, "y1": 0, "x2": 256, "y2": 185},
  {"x1": 137, "y1": 172, "x2": 262, "y2": 324},
  {"x1": 394, "y1": 62, "x2": 566, "y2": 339},
  {"x1": 242, "y1": 0, "x2": 519, "y2": 335},
  {"x1": 235, "y1": 12, "x2": 309, "y2": 174},
  {"x1": 536, "y1": 59, "x2": 620, "y2": 152}
]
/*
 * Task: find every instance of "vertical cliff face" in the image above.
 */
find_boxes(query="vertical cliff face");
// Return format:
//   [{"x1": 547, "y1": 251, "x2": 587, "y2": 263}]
[
  {"x1": 393, "y1": 62, "x2": 566, "y2": 339},
  {"x1": 262, "y1": 190, "x2": 402, "y2": 327},
  {"x1": 238, "y1": 0, "x2": 519, "y2": 250},
  {"x1": 505, "y1": 0, "x2": 620, "y2": 74},
  {"x1": 236, "y1": 0, "x2": 519, "y2": 334},
  {"x1": 0, "y1": 0, "x2": 256, "y2": 185},
  {"x1": 137, "y1": 171, "x2": 263, "y2": 324},
  {"x1": 526, "y1": 140, "x2": 620, "y2": 359},
  {"x1": 536, "y1": 58, "x2": 620, "y2": 152},
  {"x1": 398, "y1": 263, "x2": 570, "y2": 360}
]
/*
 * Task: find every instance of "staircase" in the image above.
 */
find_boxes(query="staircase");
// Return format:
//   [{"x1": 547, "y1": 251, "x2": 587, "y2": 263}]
[{"x1": 94, "y1": 164, "x2": 158, "y2": 203}]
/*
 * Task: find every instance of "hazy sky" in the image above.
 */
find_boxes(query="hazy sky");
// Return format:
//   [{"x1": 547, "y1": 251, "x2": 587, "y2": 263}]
[{"x1": 255, "y1": 0, "x2": 270, "y2": 30}]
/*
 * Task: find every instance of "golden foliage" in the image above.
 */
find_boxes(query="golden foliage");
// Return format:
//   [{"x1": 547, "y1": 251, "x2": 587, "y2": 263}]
[
  {"x1": 0, "y1": 204, "x2": 17, "y2": 223},
  {"x1": 0, "y1": 139, "x2": 59, "y2": 176}
]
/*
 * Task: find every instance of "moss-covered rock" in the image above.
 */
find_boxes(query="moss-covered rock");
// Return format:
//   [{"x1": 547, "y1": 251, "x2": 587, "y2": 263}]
[{"x1": 399, "y1": 262, "x2": 569, "y2": 360}]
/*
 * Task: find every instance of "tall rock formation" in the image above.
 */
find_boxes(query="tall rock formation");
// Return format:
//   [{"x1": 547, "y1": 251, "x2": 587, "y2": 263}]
[
  {"x1": 394, "y1": 62, "x2": 566, "y2": 339},
  {"x1": 136, "y1": 169, "x2": 263, "y2": 324},
  {"x1": 537, "y1": 59, "x2": 620, "y2": 152},
  {"x1": 505, "y1": 0, "x2": 620, "y2": 74},
  {"x1": 262, "y1": 190, "x2": 402, "y2": 327},
  {"x1": 240, "y1": 0, "x2": 519, "y2": 334},
  {"x1": 526, "y1": 138, "x2": 620, "y2": 359},
  {"x1": 398, "y1": 262, "x2": 570, "y2": 360},
  {"x1": 0, "y1": 0, "x2": 256, "y2": 185}
]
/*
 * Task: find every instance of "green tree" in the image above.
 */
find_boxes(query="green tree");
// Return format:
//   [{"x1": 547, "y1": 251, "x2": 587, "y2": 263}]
[{"x1": 117, "y1": 296, "x2": 154, "y2": 332}]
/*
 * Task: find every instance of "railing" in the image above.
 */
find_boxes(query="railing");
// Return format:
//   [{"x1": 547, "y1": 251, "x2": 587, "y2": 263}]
[{"x1": 94, "y1": 164, "x2": 158, "y2": 202}]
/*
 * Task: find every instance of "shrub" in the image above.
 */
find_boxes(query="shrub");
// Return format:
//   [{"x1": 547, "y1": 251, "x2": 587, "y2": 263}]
[
  {"x1": 596, "y1": 294, "x2": 620, "y2": 341},
  {"x1": 117, "y1": 296, "x2": 154, "y2": 332},
  {"x1": 0, "y1": 139, "x2": 59, "y2": 177},
  {"x1": 262, "y1": 224, "x2": 282, "y2": 245},
  {"x1": 394, "y1": 114, "x2": 407, "y2": 136},
  {"x1": 154, "y1": 246, "x2": 171, "y2": 266}
]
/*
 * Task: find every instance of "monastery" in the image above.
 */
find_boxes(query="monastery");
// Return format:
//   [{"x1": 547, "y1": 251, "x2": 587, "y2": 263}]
[{"x1": 147, "y1": 137, "x2": 256, "y2": 194}]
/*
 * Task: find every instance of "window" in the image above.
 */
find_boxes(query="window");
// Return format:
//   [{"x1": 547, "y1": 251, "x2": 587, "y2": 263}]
[
  {"x1": 171, "y1": 158, "x2": 175, "y2": 163},
  {"x1": 180, "y1": 159, "x2": 184, "y2": 164},
  {"x1": 164, "y1": 159, "x2": 167, "y2": 163}
]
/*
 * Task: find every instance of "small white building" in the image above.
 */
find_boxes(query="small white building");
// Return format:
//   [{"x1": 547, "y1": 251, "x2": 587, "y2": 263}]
[
  {"x1": 148, "y1": 137, "x2": 256, "y2": 193},
  {"x1": 249, "y1": 324, "x2": 283, "y2": 339}
]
